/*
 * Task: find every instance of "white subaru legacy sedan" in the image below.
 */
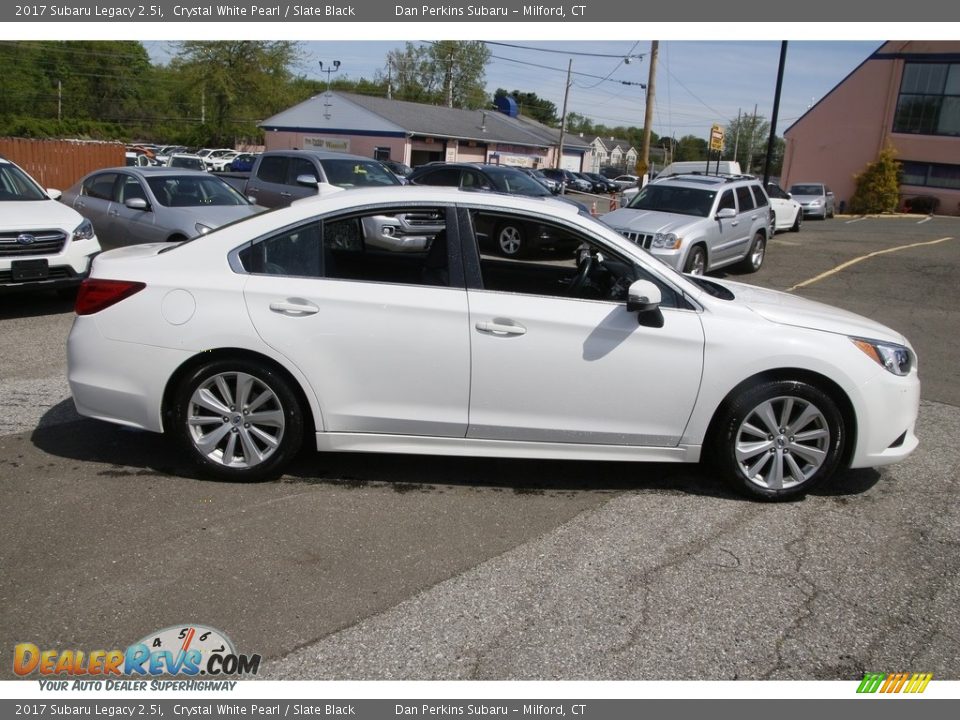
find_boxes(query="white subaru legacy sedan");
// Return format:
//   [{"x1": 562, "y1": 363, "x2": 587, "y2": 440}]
[{"x1": 66, "y1": 187, "x2": 919, "y2": 501}]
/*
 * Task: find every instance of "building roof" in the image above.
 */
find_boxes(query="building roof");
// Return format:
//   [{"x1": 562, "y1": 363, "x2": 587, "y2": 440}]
[
  {"x1": 588, "y1": 136, "x2": 637, "y2": 153},
  {"x1": 260, "y1": 92, "x2": 590, "y2": 153}
]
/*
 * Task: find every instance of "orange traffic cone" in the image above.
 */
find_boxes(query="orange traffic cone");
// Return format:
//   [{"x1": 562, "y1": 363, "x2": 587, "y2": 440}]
[{"x1": 590, "y1": 201, "x2": 598, "y2": 216}]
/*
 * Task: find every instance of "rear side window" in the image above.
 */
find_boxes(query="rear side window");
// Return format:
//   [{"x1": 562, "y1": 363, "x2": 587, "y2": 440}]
[
  {"x1": 735, "y1": 186, "x2": 756, "y2": 211},
  {"x1": 256, "y1": 156, "x2": 287, "y2": 184},
  {"x1": 750, "y1": 185, "x2": 769, "y2": 207},
  {"x1": 82, "y1": 173, "x2": 119, "y2": 201},
  {"x1": 413, "y1": 168, "x2": 461, "y2": 187}
]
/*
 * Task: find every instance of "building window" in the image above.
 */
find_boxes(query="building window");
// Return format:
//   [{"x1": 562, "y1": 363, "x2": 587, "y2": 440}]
[
  {"x1": 893, "y1": 62, "x2": 960, "y2": 136},
  {"x1": 900, "y1": 161, "x2": 960, "y2": 190}
]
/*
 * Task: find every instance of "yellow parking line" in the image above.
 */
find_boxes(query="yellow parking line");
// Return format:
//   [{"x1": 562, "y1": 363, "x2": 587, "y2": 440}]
[{"x1": 786, "y1": 236, "x2": 955, "y2": 292}]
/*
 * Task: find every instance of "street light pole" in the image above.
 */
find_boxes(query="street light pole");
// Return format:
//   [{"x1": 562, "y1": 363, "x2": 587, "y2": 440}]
[{"x1": 319, "y1": 60, "x2": 341, "y2": 120}]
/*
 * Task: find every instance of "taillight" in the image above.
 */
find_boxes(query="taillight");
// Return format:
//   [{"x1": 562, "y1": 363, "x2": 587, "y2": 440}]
[{"x1": 75, "y1": 279, "x2": 146, "y2": 316}]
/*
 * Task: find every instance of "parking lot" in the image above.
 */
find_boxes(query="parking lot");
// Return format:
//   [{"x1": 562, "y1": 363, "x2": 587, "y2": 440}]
[{"x1": 0, "y1": 214, "x2": 958, "y2": 681}]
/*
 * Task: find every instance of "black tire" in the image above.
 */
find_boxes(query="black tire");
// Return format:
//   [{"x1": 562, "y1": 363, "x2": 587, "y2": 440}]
[
  {"x1": 738, "y1": 232, "x2": 766, "y2": 273},
  {"x1": 170, "y1": 358, "x2": 304, "y2": 482},
  {"x1": 710, "y1": 380, "x2": 845, "y2": 501},
  {"x1": 495, "y1": 222, "x2": 527, "y2": 257},
  {"x1": 790, "y1": 209, "x2": 802, "y2": 232},
  {"x1": 683, "y1": 245, "x2": 707, "y2": 275}
]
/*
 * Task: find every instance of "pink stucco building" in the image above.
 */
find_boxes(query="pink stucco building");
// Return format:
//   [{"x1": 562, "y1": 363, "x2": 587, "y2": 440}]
[{"x1": 783, "y1": 41, "x2": 960, "y2": 215}]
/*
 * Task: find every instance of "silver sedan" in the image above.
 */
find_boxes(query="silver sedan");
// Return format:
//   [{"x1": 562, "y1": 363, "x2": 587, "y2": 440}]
[{"x1": 61, "y1": 167, "x2": 263, "y2": 250}]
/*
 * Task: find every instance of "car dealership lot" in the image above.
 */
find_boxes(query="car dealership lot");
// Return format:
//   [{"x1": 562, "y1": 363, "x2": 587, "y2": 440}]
[{"x1": 1, "y1": 215, "x2": 958, "y2": 680}]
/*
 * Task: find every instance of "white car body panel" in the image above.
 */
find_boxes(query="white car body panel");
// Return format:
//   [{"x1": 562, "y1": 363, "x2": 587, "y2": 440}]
[
  {"x1": 769, "y1": 195, "x2": 802, "y2": 231},
  {"x1": 66, "y1": 186, "x2": 920, "y2": 483},
  {"x1": 466, "y1": 289, "x2": 704, "y2": 446}
]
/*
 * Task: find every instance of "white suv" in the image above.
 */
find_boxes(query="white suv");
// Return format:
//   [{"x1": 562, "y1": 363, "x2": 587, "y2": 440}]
[
  {"x1": 0, "y1": 156, "x2": 101, "y2": 294},
  {"x1": 602, "y1": 174, "x2": 771, "y2": 275}
]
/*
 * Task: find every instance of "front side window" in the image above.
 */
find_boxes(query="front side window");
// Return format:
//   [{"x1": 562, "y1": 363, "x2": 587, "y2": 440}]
[
  {"x1": 468, "y1": 209, "x2": 682, "y2": 308},
  {"x1": 893, "y1": 62, "x2": 960, "y2": 136}
]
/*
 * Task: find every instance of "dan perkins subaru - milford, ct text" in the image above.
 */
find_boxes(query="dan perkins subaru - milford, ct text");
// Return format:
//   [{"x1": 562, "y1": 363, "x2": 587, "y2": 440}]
[{"x1": 395, "y1": 4, "x2": 586, "y2": 16}]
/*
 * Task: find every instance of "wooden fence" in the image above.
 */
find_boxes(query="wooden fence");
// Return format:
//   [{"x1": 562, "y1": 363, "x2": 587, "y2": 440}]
[{"x1": 0, "y1": 137, "x2": 124, "y2": 190}]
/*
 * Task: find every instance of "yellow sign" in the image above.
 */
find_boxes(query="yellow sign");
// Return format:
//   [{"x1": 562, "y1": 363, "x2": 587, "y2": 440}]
[{"x1": 709, "y1": 124, "x2": 724, "y2": 152}]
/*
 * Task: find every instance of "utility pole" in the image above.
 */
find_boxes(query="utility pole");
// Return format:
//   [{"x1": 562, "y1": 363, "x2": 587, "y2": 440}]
[
  {"x1": 763, "y1": 41, "x2": 788, "y2": 186},
  {"x1": 556, "y1": 58, "x2": 573, "y2": 179},
  {"x1": 745, "y1": 103, "x2": 758, "y2": 174},
  {"x1": 445, "y1": 46, "x2": 454, "y2": 108},
  {"x1": 732, "y1": 108, "x2": 741, "y2": 167},
  {"x1": 639, "y1": 40, "x2": 659, "y2": 183}
]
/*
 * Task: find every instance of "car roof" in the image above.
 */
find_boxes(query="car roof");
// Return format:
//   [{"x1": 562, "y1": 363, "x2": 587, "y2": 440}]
[
  {"x1": 89, "y1": 167, "x2": 212, "y2": 177},
  {"x1": 262, "y1": 149, "x2": 382, "y2": 161},
  {"x1": 653, "y1": 173, "x2": 760, "y2": 188}
]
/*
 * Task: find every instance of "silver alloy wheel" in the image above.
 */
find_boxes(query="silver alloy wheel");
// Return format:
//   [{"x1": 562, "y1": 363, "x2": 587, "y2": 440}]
[
  {"x1": 187, "y1": 371, "x2": 285, "y2": 469},
  {"x1": 750, "y1": 235, "x2": 766, "y2": 270},
  {"x1": 498, "y1": 225, "x2": 523, "y2": 255},
  {"x1": 687, "y1": 248, "x2": 706, "y2": 275},
  {"x1": 734, "y1": 395, "x2": 831, "y2": 491}
]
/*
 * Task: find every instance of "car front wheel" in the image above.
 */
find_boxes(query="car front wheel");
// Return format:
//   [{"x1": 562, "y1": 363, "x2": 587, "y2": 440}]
[
  {"x1": 683, "y1": 245, "x2": 707, "y2": 275},
  {"x1": 790, "y1": 209, "x2": 802, "y2": 232},
  {"x1": 711, "y1": 380, "x2": 845, "y2": 501},
  {"x1": 171, "y1": 359, "x2": 304, "y2": 482}
]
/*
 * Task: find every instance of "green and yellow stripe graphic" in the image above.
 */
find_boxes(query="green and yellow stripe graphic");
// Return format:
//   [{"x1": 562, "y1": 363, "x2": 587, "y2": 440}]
[{"x1": 857, "y1": 672, "x2": 933, "y2": 694}]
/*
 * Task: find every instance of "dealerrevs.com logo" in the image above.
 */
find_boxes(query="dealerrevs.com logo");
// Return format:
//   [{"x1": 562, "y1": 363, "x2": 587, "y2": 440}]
[
  {"x1": 14, "y1": 625, "x2": 260, "y2": 689},
  {"x1": 857, "y1": 672, "x2": 933, "y2": 694}
]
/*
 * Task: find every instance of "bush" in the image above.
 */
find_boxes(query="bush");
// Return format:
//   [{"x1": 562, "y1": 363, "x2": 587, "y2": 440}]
[
  {"x1": 904, "y1": 195, "x2": 940, "y2": 214},
  {"x1": 849, "y1": 145, "x2": 901, "y2": 214}
]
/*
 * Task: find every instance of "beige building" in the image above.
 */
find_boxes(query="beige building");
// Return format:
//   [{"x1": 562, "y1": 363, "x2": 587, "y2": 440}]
[{"x1": 783, "y1": 41, "x2": 960, "y2": 215}]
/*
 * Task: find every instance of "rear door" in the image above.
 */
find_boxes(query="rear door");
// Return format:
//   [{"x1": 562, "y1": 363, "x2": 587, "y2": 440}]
[{"x1": 245, "y1": 155, "x2": 290, "y2": 208}]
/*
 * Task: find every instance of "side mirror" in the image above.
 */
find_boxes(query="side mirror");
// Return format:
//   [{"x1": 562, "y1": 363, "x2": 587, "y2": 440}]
[
  {"x1": 715, "y1": 207, "x2": 736, "y2": 219},
  {"x1": 626, "y1": 279, "x2": 662, "y2": 314},
  {"x1": 46, "y1": 189, "x2": 62, "y2": 201},
  {"x1": 124, "y1": 197, "x2": 148, "y2": 210},
  {"x1": 296, "y1": 174, "x2": 320, "y2": 187},
  {"x1": 786, "y1": 192, "x2": 792, "y2": 199}
]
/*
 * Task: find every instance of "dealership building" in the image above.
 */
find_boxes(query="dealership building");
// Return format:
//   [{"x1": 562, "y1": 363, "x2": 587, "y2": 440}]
[{"x1": 783, "y1": 41, "x2": 960, "y2": 215}]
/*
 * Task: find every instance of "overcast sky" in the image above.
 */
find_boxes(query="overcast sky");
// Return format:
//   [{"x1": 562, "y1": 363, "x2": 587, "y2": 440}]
[{"x1": 143, "y1": 39, "x2": 881, "y2": 139}]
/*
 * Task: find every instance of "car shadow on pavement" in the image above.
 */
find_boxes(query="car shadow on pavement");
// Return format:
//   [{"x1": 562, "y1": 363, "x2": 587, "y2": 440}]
[
  {"x1": 0, "y1": 290, "x2": 76, "y2": 319},
  {"x1": 30, "y1": 399, "x2": 881, "y2": 502}
]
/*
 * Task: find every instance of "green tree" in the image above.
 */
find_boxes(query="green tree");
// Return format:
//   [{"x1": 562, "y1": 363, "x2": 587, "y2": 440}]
[
  {"x1": 725, "y1": 113, "x2": 771, "y2": 173},
  {"x1": 380, "y1": 41, "x2": 490, "y2": 109},
  {"x1": 849, "y1": 145, "x2": 902, "y2": 214},
  {"x1": 170, "y1": 41, "x2": 303, "y2": 145},
  {"x1": 674, "y1": 134, "x2": 708, "y2": 162}
]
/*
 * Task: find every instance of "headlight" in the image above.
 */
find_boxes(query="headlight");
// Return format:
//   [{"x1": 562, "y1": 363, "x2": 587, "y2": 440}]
[
  {"x1": 652, "y1": 232, "x2": 681, "y2": 249},
  {"x1": 810, "y1": 199, "x2": 823, "y2": 206},
  {"x1": 72, "y1": 218, "x2": 95, "y2": 242},
  {"x1": 851, "y1": 337, "x2": 913, "y2": 376},
  {"x1": 195, "y1": 223, "x2": 213, "y2": 235}
]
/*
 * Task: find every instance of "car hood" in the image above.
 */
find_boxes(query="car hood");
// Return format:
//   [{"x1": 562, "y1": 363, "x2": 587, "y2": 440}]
[
  {"x1": 0, "y1": 198, "x2": 84, "y2": 231},
  {"x1": 791, "y1": 194, "x2": 823, "y2": 204},
  {"x1": 602, "y1": 207, "x2": 704, "y2": 234},
  {"x1": 709, "y1": 278, "x2": 908, "y2": 345}
]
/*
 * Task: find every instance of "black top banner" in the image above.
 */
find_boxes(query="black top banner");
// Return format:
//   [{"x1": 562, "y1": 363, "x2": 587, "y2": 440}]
[{"x1": 3, "y1": 0, "x2": 959, "y2": 22}]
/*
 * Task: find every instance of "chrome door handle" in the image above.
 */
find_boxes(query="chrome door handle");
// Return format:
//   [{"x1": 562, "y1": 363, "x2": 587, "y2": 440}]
[
  {"x1": 109, "y1": 210, "x2": 119, "y2": 216},
  {"x1": 280, "y1": 191, "x2": 292, "y2": 197},
  {"x1": 269, "y1": 300, "x2": 319, "y2": 316},
  {"x1": 476, "y1": 320, "x2": 526, "y2": 336}
]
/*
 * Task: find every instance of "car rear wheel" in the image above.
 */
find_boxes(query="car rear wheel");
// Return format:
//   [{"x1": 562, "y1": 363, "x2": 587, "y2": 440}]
[
  {"x1": 496, "y1": 222, "x2": 527, "y2": 257},
  {"x1": 738, "y1": 232, "x2": 766, "y2": 273},
  {"x1": 683, "y1": 245, "x2": 707, "y2": 275},
  {"x1": 171, "y1": 359, "x2": 304, "y2": 482},
  {"x1": 711, "y1": 380, "x2": 845, "y2": 501}
]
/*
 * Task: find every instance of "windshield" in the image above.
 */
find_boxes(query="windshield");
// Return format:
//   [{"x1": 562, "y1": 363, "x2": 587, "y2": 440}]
[
  {"x1": 146, "y1": 175, "x2": 252, "y2": 207},
  {"x1": 0, "y1": 162, "x2": 49, "y2": 201},
  {"x1": 789, "y1": 184, "x2": 823, "y2": 195},
  {"x1": 626, "y1": 184, "x2": 717, "y2": 217},
  {"x1": 319, "y1": 159, "x2": 400, "y2": 188},
  {"x1": 486, "y1": 168, "x2": 551, "y2": 197}
]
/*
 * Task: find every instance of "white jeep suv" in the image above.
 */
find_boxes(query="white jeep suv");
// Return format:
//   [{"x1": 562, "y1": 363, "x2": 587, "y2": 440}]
[
  {"x1": 0, "y1": 156, "x2": 101, "y2": 294},
  {"x1": 602, "y1": 174, "x2": 771, "y2": 275}
]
